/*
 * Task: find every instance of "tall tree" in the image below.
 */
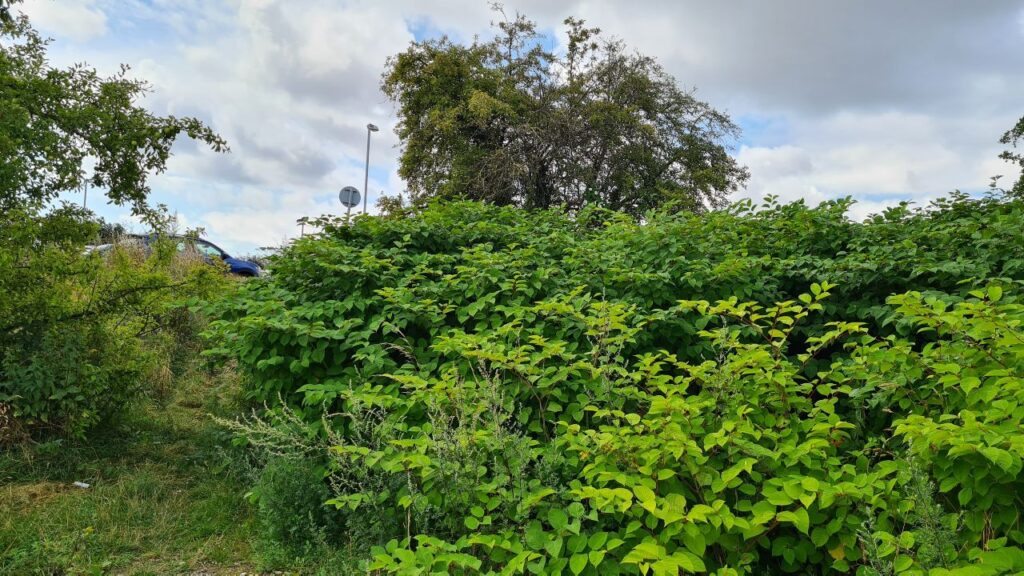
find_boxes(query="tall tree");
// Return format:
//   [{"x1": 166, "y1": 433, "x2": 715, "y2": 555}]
[
  {"x1": 382, "y1": 9, "x2": 749, "y2": 216},
  {"x1": 999, "y1": 115, "x2": 1024, "y2": 198},
  {"x1": 0, "y1": 3, "x2": 226, "y2": 218}
]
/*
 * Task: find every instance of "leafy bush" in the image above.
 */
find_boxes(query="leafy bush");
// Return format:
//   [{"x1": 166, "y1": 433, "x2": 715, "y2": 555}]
[
  {"x1": 253, "y1": 456, "x2": 340, "y2": 554},
  {"x1": 207, "y1": 195, "x2": 1024, "y2": 574},
  {"x1": 0, "y1": 208, "x2": 231, "y2": 438}
]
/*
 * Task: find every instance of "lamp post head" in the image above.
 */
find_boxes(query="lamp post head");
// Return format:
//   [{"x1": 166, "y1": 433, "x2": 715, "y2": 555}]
[{"x1": 367, "y1": 123, "x2": 379, "y2": 132}]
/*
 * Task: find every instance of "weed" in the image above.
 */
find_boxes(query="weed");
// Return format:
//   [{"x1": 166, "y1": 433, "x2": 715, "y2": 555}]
[{"x1": 252, "y1": 456, "x2": 342, "y2": 555}]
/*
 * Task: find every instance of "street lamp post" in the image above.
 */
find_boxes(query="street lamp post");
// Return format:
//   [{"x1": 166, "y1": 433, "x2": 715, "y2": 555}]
[{"x1": 363, "y1": 123, "x2": 379, "y2": 215}]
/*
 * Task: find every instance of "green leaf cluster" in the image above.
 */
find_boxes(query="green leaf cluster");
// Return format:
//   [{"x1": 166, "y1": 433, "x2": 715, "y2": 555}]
[
  {"x1": 0, "y1": 209, "x2": 233, "y2": 438},
  {"x1": 208, "y1": 194, "x2": 1024, "y2": 574},
  {"x1": 998, "y1": 115, "x2": 1024, "y2": 199},
  {"x1": 0, "y1": 10, "x2": 226, "y2": 218}
]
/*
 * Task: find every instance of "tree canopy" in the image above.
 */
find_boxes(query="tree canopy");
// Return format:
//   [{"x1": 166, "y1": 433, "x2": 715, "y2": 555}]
[
  {"x1": 382, "y1": 9, "x2": 749, "y2": 216},
  {"x1": 0, "y1": 5, "x2": 226, "y2": 219},
  {"x1": 1000, "y1": 115, "x2": 1024, "y2": 198}
]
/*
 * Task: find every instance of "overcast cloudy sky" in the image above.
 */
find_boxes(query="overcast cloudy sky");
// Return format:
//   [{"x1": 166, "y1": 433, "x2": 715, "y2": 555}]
[{"x1": 19, "y1": 0, "x2": 1024, "y2": 255}]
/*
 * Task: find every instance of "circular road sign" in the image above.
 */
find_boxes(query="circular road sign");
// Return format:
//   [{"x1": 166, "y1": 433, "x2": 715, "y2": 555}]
[{"x1": 339, "y1": 186, "x2": 361, "y2": 208}]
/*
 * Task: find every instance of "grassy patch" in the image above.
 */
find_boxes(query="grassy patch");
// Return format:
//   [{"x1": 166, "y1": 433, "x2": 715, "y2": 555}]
[{"x1": 0, "y1": 368, "x2": 344, "y2": 575}]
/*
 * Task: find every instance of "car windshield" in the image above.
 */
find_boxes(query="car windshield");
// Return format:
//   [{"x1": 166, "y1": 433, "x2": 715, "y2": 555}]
[
  {"x1": 196, "y1": 241, "x2": 224, "y2": 258},
  {"x1": 172, "y1": 239, "x2": 225, "y2": 259}
]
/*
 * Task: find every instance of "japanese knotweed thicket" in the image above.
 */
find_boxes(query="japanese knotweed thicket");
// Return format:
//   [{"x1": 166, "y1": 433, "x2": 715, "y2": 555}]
[{"x1": 206, "y1": 194, "x2": 1024, "y2": 575}]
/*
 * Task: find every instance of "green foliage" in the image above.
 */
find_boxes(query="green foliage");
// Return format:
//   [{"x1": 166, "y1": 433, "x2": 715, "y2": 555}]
[
  {"x1": 999, "y1": 115, "x2": 1024, "y2": 199},
  {"x1": 253, "y1": 456, "x2": 341, "y2": 554},
  {"x1": 0, "y1": 9, "x2": 226, "y2": 217},
  {"x1": 382, "y1": 8, "x2": 747, "y2": 215},
  {"x1": 0, "y1": 209, "x2": 233, "y2": 437},
  {"x1": 208, "y1": 195, "x2": 1024, "y2": 574},
  {"x1": 0, "y1": 6, "x2": 229, "y2": 439}
]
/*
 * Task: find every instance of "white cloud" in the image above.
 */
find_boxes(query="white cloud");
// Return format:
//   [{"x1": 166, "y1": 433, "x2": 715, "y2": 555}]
[
  {"x1": 19, "y1": 0, "x2": 107, "y2": 42},
  {"x1": 735, "y1": 110, "x2": 1010, "y2": 215}
]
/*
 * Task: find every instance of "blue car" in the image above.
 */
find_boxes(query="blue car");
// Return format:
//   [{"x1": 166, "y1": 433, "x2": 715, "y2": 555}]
[
  {"x1": 86, "y1": 235, "x2": 265, "y2": 277},
  {"x1": 169, "y1": 236, "x2": 263, "y2": 277},
  {"x1": 132, "y1": 234, "x2": 264, "y2": 277}
]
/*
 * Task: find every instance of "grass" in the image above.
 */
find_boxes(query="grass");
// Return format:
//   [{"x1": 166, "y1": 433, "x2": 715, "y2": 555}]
[{"x1": 0, "y1": 366, "x2": 349, "y2": 575}]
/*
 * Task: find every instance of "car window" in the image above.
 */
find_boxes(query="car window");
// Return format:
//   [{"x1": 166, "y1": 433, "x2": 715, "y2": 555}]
[{"x1": 196, "y1": 241, "x2": 224, "y2": 258}]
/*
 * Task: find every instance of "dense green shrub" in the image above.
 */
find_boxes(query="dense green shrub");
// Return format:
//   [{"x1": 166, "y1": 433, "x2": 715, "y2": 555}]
[
  {"x1": 0, "y1": 208, "x2": 231, "y2": 438},
  {"x1": 207, "y1": 195, "x2": 1024, "y2": 574},
  {"x1": 253, "y1": 456, "x2": 341, "y2": 554}
]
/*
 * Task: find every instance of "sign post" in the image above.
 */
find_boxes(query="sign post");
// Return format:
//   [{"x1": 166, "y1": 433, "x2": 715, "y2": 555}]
[{"x1": 339, "y1": 186, "x2": 361, "y2": 219}]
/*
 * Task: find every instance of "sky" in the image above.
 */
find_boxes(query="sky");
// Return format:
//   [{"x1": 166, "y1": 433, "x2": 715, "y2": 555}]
[{"x1": 18, "y1": 0, "x2": 1024, "y2": 256}]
